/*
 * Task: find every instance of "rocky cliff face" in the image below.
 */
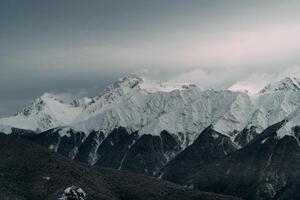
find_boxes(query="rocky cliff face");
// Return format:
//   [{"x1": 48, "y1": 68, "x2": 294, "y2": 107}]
[{"x1": 160, "y1": 126, "x2": 238, "y2": 184}]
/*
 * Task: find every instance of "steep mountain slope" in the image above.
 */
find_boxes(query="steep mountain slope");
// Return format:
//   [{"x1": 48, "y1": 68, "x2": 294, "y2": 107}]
[
  {"x1": 249, "y1": 77, "x2": 300, "y2": 134},
  {"x1": 119, "y1": 130, "x2": 182, "y2": 176},
  {"x1": 8, "y1": 127, "x2": 183, "y2": 176},
  {"x1": 0, "y1": 93, "x2": 91, "y2": 132},
  {"x1": 73, "y1": 75, "x2": 254, "y2": 147},
  {"x1": 185, "y1": 119, "x2": 300, "y2": 200},
  {"x1": 160, "y1": 126, "x2": 238, "y2": 184},
  {"x1": 0, "y1": 134, "x2": 240, "y2": 200}
]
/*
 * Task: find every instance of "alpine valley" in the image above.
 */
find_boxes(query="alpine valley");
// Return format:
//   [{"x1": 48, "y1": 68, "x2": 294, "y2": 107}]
[{"x1": 1, "y1": 74, "x2": 300, "y2": 200}]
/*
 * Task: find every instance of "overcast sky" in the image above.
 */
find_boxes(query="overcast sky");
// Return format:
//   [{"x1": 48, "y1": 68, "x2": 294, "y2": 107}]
[{"x1": 1, "y1": 0, "x2": 300, "y2": 117}]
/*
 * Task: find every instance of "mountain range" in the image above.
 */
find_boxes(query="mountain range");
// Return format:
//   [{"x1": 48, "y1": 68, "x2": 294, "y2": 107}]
[{"x1": 1, "y1": 74, "x2": 300, "y2": 199}]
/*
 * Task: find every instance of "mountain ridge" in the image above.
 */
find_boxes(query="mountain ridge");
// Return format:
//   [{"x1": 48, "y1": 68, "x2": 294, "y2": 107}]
[
  {"x1": 1, "y1": 75, "x2": 300, "y2": 143},
  {"x1": 3, "y1": 114, "x2": 299, "y2": 199}
]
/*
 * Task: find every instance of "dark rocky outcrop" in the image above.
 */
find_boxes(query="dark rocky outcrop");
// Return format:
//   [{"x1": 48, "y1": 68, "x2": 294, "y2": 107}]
[
  {"x1": 234, "y1": 126, "x2": 259, "y2": 147},
  {"x1": 74, "y1": 131, "x2": 105, "y2": 164},
  {"x1": 94, "y1": 127, "x2": 139, "y2": 169},
  {"x1": 160, "y1": 126, "x2": 238, "y2": 184},
  {"x1": 120, "y1": 131, "x2": 182, "y2": 176}
]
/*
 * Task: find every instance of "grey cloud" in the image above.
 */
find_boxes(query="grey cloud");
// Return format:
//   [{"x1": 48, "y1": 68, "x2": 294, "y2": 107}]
[{"x1": 1, "y1": 0, "x2": 300, "y2": 116}]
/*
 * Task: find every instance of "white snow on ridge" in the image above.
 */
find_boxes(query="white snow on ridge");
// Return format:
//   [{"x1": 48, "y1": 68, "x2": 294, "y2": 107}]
[
  {"x1": 74, "y1": 83, "x2": 255, "y2": 147},
  {"x1": 139, "y1": 77, "x2": 199, "y2": 93},
  {"x1": 259, "y1": 77, "x2": 300, "y2": 94},
  {"x1": 1, "y1": 74, "x2": 300, "y2": 147},
  {"x1": 71, "y1": 75, "x2": 300, "y2": 144},
  {"x1": 250, "y1": 80, "x2": 300, "y2": 134},
  {"x1": 277, "y1": 106, "x2": 300, "y2": 138},
  {"x1": 0, "y1": 93, "x2": 89, "y2": 132}
]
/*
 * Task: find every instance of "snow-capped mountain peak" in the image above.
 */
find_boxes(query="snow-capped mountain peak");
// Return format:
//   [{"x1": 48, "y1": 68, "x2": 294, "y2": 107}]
[
  {"x1": 247, "y1": 77, "x2": 300, "y2": 135},
  {"x1": 108, "y1": 74, "x2": 143, "y2": 91},
  {"x1": 1, "y1": 74, "x2": 300, "y2": 147},
  {"x1": 0, "y1": 93, "x2": 88, "y2": 132},
  {"x1": 259, "y1": 77, "x2": 300, "y2": 94},
  {"x1": 95, "y1": 73, "x2": 199, "y2": 98},
  {"x1": 74, "y1": 74, "x2": 200, "y2": 123},
  {"x1": 95, "y1": 74, "x2": 143, "y2": 99},
  {"x1": 20, "y1": 93, "x2": 65, "y2": 116}
]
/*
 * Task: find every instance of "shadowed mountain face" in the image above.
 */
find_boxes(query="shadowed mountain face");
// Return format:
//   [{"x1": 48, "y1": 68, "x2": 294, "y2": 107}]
[
  {"x1": 120, "y1": 131, "x2": 182, "y2": 176},
  {"x1": 74, "y1": 130, "x2": 105, "y2": 164},
  {"x1": 3, "y1": 118, "x2": 300, "y2": 199},
  {"x1": 185, "y1": 120, "x2": 300, "y2": 200},
  {"x1": 0, "y1": 134, "x2": 240, "y2": 200},
  {"x1": 160, "y1": 126, "x2": 238, "y2": 184},
  {"x1": 234, "y1": 126, "x2": 259, "y2": 147},
  {"x1": 274, "y1": 170, "x2": 300, "y2": 200},
  {"x1": 93, "y1": 128, "x2": 139, "y2": 169},
  {"x1": 8, "y1": 127, "x2": 183, "y2": 177}
]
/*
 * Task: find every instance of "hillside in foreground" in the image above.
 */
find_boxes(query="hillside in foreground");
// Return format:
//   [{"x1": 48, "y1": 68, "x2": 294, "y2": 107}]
[{"x1": 0, "y1": 134, "x2": 240, "y2": 200}]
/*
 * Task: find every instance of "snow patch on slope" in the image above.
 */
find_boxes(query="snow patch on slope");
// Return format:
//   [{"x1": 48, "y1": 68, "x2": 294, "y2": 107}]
[{"x1": 0, "y1": 125, "x2": 12, "y2": 135}]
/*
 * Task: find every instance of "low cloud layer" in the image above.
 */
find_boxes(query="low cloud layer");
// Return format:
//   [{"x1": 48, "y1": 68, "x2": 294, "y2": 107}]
[{"x1": 1, "y1": 0, "x2": 300, "y2": 116}]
